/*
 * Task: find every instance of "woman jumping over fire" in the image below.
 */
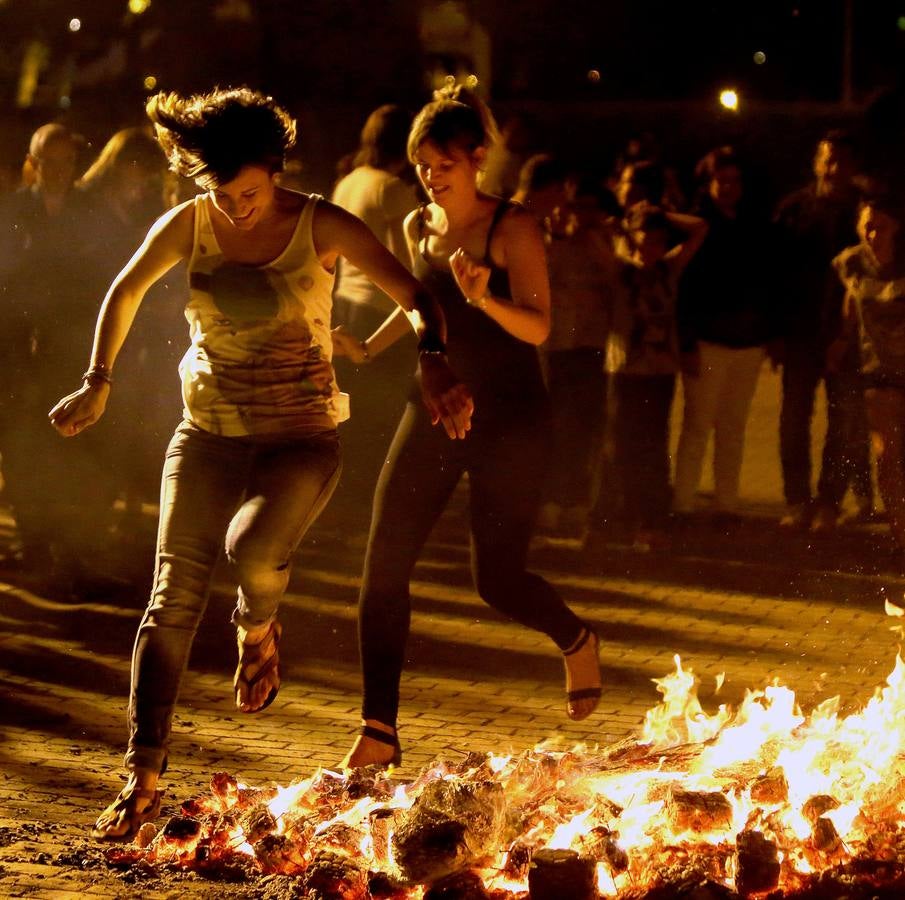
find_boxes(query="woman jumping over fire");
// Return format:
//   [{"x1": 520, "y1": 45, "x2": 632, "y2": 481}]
[
  {"x1": 49, "y1": 86, "x2": 472, "y2": 840},
  {"x1": 335, "y1": 82, "x2": 602, "y2": 769}
]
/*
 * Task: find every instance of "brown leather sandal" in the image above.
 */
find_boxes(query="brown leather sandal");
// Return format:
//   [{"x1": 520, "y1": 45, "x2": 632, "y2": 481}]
[
  {"x1": 234, "y1": 620, "x2": 282, "y2": 713},
  {"x1": 90, "y1": 785, "x2": 163, "y2": 842}
]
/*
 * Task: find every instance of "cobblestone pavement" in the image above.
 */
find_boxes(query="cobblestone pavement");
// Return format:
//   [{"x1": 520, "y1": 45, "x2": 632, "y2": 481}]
[{"x1": 2, "y1": 368, "x2": 903, "y2": 897}]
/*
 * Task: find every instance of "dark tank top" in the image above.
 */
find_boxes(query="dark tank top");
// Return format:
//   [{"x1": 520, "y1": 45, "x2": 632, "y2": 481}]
[{"x1": 412, "y1": 201, "x2": 548, "y2": 424}]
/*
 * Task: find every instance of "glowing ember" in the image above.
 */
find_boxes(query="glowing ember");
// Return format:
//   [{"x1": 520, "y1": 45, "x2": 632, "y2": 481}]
[{"x1": 107, "y1": 656, "x2": 905, "y2": 898}]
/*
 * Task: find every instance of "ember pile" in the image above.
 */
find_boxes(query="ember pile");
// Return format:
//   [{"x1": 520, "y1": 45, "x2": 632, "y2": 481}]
[{"x1": 107, "y1": 655, "x2": 905, "y2": 898}]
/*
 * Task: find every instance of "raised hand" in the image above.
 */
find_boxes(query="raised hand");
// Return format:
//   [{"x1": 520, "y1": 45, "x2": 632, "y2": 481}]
[{"x1": 449, "y1": 247, "x2": 490, "y2": 307}]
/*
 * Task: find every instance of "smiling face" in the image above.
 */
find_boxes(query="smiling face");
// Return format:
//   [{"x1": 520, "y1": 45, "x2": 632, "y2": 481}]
[
  {"x1": 209, "y1": 164, "x2": 276, "y2": 230},
  {"x1": 413, "y1": 140, "x2": 482, "y2": 207}
]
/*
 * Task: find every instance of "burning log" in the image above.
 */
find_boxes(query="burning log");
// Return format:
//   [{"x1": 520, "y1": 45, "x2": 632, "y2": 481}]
[
  {"x1": 527, "y1": 848, "x2": 596, "y2": 900},
  {"x1": 423, "y1": 870, "x2": 493, "y2": 899},
  {"x1": 252, "y1": 832, "x2": 306, "y2": 875},
  {"x1": 750, "y1": 766, "x2": 789, "y2": 805},
  {"x1": 575, "y1": 824, "x2": 629, "y2": 873},
  {"x1": 621, "y1": 879, "x2": 736, "y2": 899},
  {"x1": 303, "y1": 849, "x2": 367, "y2": 898},
  {"x1": 391, "y1": 779, "x2": 506, "y2": 885},
  {"x1": 735, "y1": 829, "x2": 780, "y2": 896},
  {"x1": 502, "y1": 841, "x2": 532, "y2": 880},
  {"x1": 134, "y1": 821, "x2": 157, "y2": 849},
  {"x1": 666, "y1": 787, "x2": 733, "y2": 833},
  {"x1": 366, "y1": 870, "x2": 410, "y2": 897},
  {"x1": 802, "y1": 795, "x2": 840, "y2": 825},
  {"x1": 238, "y1": 803, "x2": 278, "y2": 845},
  {"x1": 160, "y1": 814, "x2": 202, "y2": 841},
  {"x1": 810, "y1": 817, "x2": 843, "y2": 856}
]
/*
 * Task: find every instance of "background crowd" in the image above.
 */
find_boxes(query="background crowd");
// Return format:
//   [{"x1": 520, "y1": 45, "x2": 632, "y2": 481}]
[{"x1": 1, "y1": 91, "x2": 904, "y2": 596}]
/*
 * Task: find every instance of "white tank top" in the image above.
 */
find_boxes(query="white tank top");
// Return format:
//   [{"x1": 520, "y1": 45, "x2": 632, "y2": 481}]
[{"x1": 180, "y1": 192, "x2": 349, "y2": 437}]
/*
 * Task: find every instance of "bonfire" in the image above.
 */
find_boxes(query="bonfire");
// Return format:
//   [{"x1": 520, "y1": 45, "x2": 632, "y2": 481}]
[{"x1": 106, "y1": 647, "x2": 905, "y2": 899}]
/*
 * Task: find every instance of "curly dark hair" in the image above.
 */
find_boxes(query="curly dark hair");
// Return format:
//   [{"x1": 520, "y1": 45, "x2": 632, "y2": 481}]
[{"x1": 145, "y1": 87, "x2": 296, "y2": 189}]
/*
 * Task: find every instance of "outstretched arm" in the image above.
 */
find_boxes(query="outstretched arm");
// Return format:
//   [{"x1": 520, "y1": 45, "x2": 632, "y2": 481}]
[{"x1": 49, "y1": 201, "x2": 193, "y2": 436}]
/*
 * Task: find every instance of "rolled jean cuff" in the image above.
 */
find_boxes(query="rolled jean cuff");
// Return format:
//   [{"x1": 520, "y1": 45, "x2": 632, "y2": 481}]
[
  {"x1": 124, "y1": 744, "x2": 168, "y2": 776},
  {"x1": 230, "y1": 607, "x2": 277, "y2": 632}
]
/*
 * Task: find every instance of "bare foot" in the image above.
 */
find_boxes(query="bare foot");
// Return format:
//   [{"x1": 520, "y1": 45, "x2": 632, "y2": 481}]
[
  {"x1": 91, "y1": 770, "x2": 161, "y2": 841},
  {"x1": 340, "y1": 720, "x2": 399, "y2": 768},
  {"x1": 235, "y1": 621, "x2": 281, "y2": 712},
  {"x1": 563, "y1": 628, "x2": 601, "y2": 721}
]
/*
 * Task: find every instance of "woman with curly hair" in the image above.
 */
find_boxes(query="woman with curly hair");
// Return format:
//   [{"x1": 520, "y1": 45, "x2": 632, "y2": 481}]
[{"x1": 50, "y1": 86, "x2": 472, "y2": 840}]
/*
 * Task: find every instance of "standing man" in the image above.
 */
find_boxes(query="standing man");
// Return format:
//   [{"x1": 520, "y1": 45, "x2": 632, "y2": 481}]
[{"x1": 773, "y1": 131, "x2": 872, "y2": 530}]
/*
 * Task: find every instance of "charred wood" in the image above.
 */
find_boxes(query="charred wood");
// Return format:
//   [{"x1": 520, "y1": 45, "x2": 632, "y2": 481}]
[
  {"x1": 527, "y1": 848, "x2": 596, "y2": 900},
  {"x1": 303, "y1": 849, "x2": 367, "y2": 899},
  {"x1": 750, "y1": 768, "x2": 789, "y2": 805},
  {"x1": 735, "y1": 829, "x2": 780, "y2": 897},
  {"x1": 253, "y1": 832, "x2": 306, "y2": 875},
  {"x1": 801, "y1": 796, "x2": 840, "y2": 825},
  {"x1": 391, "y1": 780, "x2": 506, "y2": 884},
  {"x1": 424, "y1": 870, "x2": 494, "y2": 899},
  {"x1": 666, "y1": 787, "x2": 733, "y2": 833},
  {"x1": 239, "y1": 803, "x2": 278, "y2": 845}
]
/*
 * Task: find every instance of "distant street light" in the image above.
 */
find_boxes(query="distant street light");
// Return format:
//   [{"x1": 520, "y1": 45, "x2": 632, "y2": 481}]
[{"x1": 719, "y1": 88, "x2": 739, "y2": 111}]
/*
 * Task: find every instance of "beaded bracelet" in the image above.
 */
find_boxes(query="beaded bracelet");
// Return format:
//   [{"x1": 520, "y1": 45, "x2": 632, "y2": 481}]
[{"x1": 82, "y1": 366, "x2": 113, "y2": 386}]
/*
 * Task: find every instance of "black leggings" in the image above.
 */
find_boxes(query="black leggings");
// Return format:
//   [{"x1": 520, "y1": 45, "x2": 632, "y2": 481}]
[{"x1": 358, "y1": 401, "x2": 586, "y2": 727}]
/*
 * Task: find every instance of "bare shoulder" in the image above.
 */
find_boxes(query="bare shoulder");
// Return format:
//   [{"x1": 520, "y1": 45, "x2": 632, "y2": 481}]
[
  {"x1": 146, "y1": 197, "x2": 196, "y2": 254},
  {"x1": 311, "y1": 194, "x2": 359, "y2": 229},
  {"x1": 494, "y1": 201, "x2": 544, "y2": 247},
  {"x1": 403, "y1": 206, "x2": 421, "y2": 243}
]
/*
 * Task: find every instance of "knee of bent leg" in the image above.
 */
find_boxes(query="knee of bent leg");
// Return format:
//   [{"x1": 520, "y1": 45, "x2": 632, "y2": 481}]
[{"x1": 228, "y1": 541, "x2": 289, "y2": 601}]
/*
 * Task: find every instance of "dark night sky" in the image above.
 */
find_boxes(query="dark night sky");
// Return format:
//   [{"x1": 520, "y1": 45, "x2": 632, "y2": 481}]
[
  {"x1": 1, "y1": 0, "x2": 903, "y2": 191},
  {"x1": 1, "y1": 0, "x2": 903, "y2": 107}
]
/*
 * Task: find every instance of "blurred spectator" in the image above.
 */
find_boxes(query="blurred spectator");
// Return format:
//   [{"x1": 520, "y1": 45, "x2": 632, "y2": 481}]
[
  {"x1": 614, "y1": 159, "x2": 667, "y2": 212},
  {"x1": 481, "y1": 112, "x2": 533, "y2": 198},
  {"x1": 330, "y1": 104, "x2": 420, "y2": 535},
  {"x1": 831, "y1": 192, "x2": 905, "y2": 551},
  {"x1": 514, "y1": 154, "x2": 612, "y2": 537},
  {"x1": 587, "y1": 203, "x2": 707, "y2": 549},
  {"x1": 673, "y1": 147, "x2": 779, "y2": 527},
  {"x1": 0, "y1": 123, "x2": 116, "y2": 590},
  {"x1": 611, "y1": 132, "x2": 686, "y2": 212},
  {"x1": 773, "y1": 130, "x2": 873, "y2": 530},
  {"x1": 78, "y1": 127, "x2": 183, "y2": 531}
]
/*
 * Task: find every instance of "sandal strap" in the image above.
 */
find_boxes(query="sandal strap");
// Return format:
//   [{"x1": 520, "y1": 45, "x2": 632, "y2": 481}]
[
  {"x1": 239, "y1": 651, "x2": 279, "y2": 690},
  {"x1": 237, "y1": 621, "x2": 281, "y2": 666},
  {"x1": 568, "y1": 687, "x2": 602, "y2": 702},
  {"x1": 361, "y1": 725, "x2": 399, "y2": 748},
  {"x1": 113, "y1": 787, "x2": 162, "y2": 812},
  {"x1": 563, "y1": 626, "x2": 595, "y2": 656}
]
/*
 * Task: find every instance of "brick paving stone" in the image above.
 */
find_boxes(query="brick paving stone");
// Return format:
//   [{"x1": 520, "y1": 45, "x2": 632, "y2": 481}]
[{"x1": 3, "y1": 373, "x2": 904, "y2": 894}]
